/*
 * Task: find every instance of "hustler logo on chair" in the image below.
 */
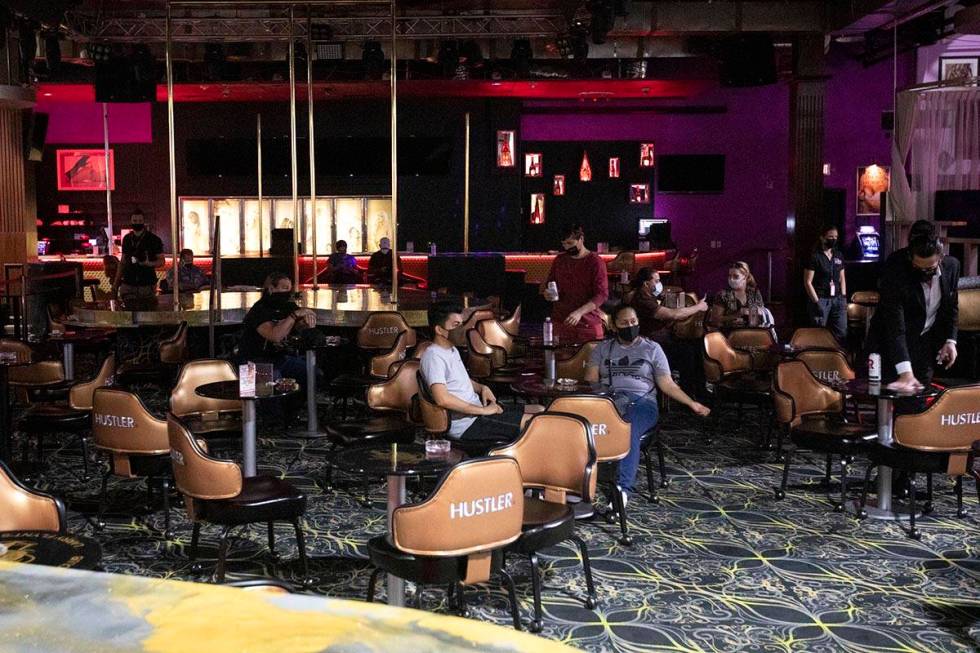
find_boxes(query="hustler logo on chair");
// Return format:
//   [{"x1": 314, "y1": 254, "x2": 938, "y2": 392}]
[
  {"x1": 940, "y1": 412, "x2": 980, "y2": 427},
  {"x1": 590, "y1": 424, "x2": 608, "y2": 437},
  {"x1": 368, "y1": 327, "x2": 399, "y2": 335},
  {"x1": 450, "y1": 493, "x2": 515, "y2": 519},
  {"x1": 93, "y1": 414, "x2": 136, "y2": 428}
]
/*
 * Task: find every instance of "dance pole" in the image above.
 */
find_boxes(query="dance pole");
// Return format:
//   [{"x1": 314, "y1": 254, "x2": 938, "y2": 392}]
[
  {"x1": 288, "y1": 6, "x2": 300, "y2": 289},
  {"x1": 463, "y1": 112, "x2": 470, "y2": 253},
  {"x1": 307, "y1": 10, "x2": 318, "y2": 287},
  {"x1": 102, "y1": 104, "x2": 114, "y2": 256},
  {"x1": 390, "y1": 0, "x2": 399, "y2": 298},
  {"x1": 208, "y1": 214, "x2": 220, "y2": 357},
  {"x1": 166, "y1": 2, "x2": 179, "y2": 310},
  {"x1": 257, "y1": 114, "x2": 263, "y2": 256}
]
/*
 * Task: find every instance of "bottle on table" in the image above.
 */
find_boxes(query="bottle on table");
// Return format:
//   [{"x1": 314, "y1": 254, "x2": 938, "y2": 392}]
[{"x1": 543, "y1": 317, "x2": 553, "y2": 345}]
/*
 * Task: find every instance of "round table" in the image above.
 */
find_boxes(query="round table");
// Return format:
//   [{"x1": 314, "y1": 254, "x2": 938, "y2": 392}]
[
  {"x1": 195, "y1": 380, "x2": 298, "y2": 477},
  {"x1": 0, "y1": 359, "x2": 29, "y2": 465},
  {"x1": 289, "y1": 335, "x2": 349, "y2": 439},
  {"x1": 512, "y1": 375, "x2": 613, "y2": 401},
  {"x1": 524, "y1": 337, "x2": 581, "y2": 381},
  {"x1": 66, "y1": 288, "x2": 491, "y2": 328},
  {"x1": 333, "y1": 442, "x2": 464, "y2": 608},
  {"x1": 843, "y1": 379, "x2": 940, "y2": 519},
  {"x1": 0, "y1": 531, "x2": 102, "y2": 569},
  {"x1": 47, "y1": 329, "x2": 113, "y2": 381}
]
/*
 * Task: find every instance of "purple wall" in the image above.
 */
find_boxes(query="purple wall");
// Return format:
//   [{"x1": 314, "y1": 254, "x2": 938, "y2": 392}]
[
  {"x1": 523, "y1": 84, "x2": 791, "y2": 300},
  {"x1": 35, "y1": 101, "x2": 153, "y2": 144},
  {"x1": 822, "y1": 48, "x2": 916, "y2": 242}
]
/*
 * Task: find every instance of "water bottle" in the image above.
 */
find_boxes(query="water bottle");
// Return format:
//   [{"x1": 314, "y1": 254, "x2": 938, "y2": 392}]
[
  {"x1": 619, "y1": 270, "x2": 628, "y2": 284},
  {"x1": 429, "y1": 242, "x2": 437, "y2": 255},
  {"x1": 543, "y1": 317, "x2": 553, "y2": 345}
]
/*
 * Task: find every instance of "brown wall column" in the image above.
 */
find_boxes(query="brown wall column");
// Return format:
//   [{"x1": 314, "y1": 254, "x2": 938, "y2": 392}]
[
  {"x1": 787, "y1": 34, "x2": 826, "y2": 325},
  {"x1": 0, "y1": 89, "x2": 37, "y2": 266}
]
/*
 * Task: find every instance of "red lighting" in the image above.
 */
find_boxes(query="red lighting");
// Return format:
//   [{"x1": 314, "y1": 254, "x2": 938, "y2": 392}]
[
  {"x1": 580, "y1": 151, "x2": 592, "y2": 182},
  {"x1": 57, "y1": 204, "x2": 71, "y2": 214}
]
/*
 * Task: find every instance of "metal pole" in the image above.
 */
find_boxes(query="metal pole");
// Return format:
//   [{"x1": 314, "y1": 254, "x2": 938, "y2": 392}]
[
  {"x1": 307, "y1": 10, "x2": 318, "y2": 287},
  {"x1": 289, "y1": 7, "x2": 300, "y2": 289},
  {"x1": 166, "y1": 2, "x2": 179, "y2": 311},
  {"x1": 209, "y1": 214, "x2": 220, "y2": 357},
  {"x1": 463, "y1": 111, "x2": 470, "y2": 253},
  {"x1": 257, "y1": 114, "x2": 264, "y2": 256},
  {"x1": 102, "y1": 103, "x2": 115, "y2": 256},
  {"x1": 389, "y1": 0, "x2": 399, "y2": 298}
]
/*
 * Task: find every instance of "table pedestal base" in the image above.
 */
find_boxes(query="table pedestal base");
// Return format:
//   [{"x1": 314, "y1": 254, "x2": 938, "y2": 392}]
[
  {"x1": 294, "y1": 349, "x2": 328, "y2": 439},
  {"x1": 386, "y1": 473, "x2": 408, "y2": 607},
  {"x1": 243, "y1": 400, "x2": 257, "y2": 477},
  {"x1": 847, "y1": 500, "x2": 922, "y2": 521}
]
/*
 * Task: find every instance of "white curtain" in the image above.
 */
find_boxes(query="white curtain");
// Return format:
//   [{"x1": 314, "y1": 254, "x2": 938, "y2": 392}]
[
  {"x1": 886, "y1": 91, "x2": 920, "y2": 223},
  {"x1": 898, "y1": 88, "x2": 980, "y2": 221}
]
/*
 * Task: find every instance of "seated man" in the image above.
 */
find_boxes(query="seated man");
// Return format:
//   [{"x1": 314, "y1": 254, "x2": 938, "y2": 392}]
[
  {"x1": 367, "y1": 237, "x2": 401, "y2": 285},
  {"x1": 238, "y1": 272, "x2": 317, "y2": 391},
  {"x1": 628, "y1": 267, "x2": 708, "y2": 342},
  {"x1": 585, "y1": 305, "x2": 710, "y2": 502},
  {"x1": 163, "y1": 248, "x2": 209, "y2": 293},
  {"x1": 323, "y1": 240, "x2": 363, "y2": 284},
  {"x1": 421, "y1": 299, "x2": 533, "y2": 443}
]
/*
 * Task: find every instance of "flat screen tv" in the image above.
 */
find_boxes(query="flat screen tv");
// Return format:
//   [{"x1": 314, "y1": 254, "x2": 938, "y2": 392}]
[{"x1": 657, "y1": 155, "x2": 725, "y2": 193}]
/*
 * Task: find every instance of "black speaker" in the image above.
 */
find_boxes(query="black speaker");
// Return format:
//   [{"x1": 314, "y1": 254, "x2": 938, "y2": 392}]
[
  {"x1": 270, "y1": 229, "x2": 297, "y2": 258},
  {"x1": 719, "y1": 35, "x2": 776, "y2": 87},
  {"x1": 880, "y1": 110, "x2": 894, "y2": 132},
  {"x1": 24, "y1": 112, "x2": 47, "y2": 162}
]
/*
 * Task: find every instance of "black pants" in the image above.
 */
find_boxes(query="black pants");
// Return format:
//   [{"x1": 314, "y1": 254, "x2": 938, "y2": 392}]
[
  {"x1": 458, "y1": 405, "x2": 525, "y2": 442},
  {"x1": 884, "y1": 328, "x2": 941, "y2": 415}
]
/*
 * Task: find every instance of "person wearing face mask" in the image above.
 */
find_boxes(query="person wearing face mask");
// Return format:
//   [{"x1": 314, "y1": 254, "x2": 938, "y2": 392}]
[
  {"x1": 869, "y1": 231, "x2": 959, "y2": 392},
  {"x1": 708, "y1": 261, "x2": 767, "y2": 330},
  {"x1": 238, "y1": 272, "x2": 318, "y2": 390},
  {"x1": 162, "y1": 248, "x2": 209, "y2": 293},
  {"x1": 803, "y1": 226, "x2": 847, "y2": 342},
  {"x1": 114, "y1": 209, "x2": 164, "y2": 303},
  {"x1": 585, "y1": 305, "x2": 710, "y2": 502},
  {"x1": 367, "y1": 237, "x2": 401, "y2": 285},
  {"x1": 542, "y1": 224, "x2": 609, "y2": 343},
  {"x1": 627, "y1": 267, "x2": 708, "y2": 341},
  {"x1": 321, "y1": 240, "x2": 363, "y2": 284}
]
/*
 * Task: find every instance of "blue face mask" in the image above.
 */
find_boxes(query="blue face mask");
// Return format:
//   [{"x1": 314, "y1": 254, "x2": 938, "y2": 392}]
[{"x1": 653, "y1": 281, "x2": 663, "y2": 296}]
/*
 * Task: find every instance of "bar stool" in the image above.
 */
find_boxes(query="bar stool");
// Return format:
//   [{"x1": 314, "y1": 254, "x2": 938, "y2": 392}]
[
  {"x1": 858, "y1": 384, "x2": 980, "y2": 539},
  {"x1": 168, "y1": 414, "x2": 310, "y2": 583},
  {"x1": 790, "y1": 327, "x2": 843, "y2": 351},
  {"x1": 366, "y1": 457, "x2": 525, "y2": 629},
  {"x1": 772, "y1": 360, "x2": 876, "y2": 510},
  {"x1": 548, "y1": 395, "x2": 634, "y2": 545},
  {"x1": 0, "y1": 460, "x2": 66, "y2": 532},
  {"x1": 92, "y1": 387, "x2": 174, "y2": 538},
  {"x1": 490, "y1": 412, "x2": 598, "y2": 633},
  {"x1": 796, "y1": 349, "x2": 865, "y2": 424},
  {"x1": 329, "y1": 313, "x2": 417, "y2": 413}
]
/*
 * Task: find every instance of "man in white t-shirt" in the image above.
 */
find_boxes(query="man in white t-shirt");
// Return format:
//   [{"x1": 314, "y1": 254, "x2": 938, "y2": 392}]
[{"x1": 420, "y1": 300, "x2": 526, "y2": 442}]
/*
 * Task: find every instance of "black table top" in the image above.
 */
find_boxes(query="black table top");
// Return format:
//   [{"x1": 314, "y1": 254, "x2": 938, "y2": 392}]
[
  {"x1": 0, "y1": 531, "x2": 102, "y2": 570},
  {"x1": 524, "y1": 337, "x2": 583, "y2": 351},
  {"x1": 286, "y1": 334, "x2": 349, "y2": 351},
  {"x1": 331, "y1": 443, "x2": 465, "y2": 478},
  {"x1": 844, "y1": 379, "x2": 941, "y2": 401},
  {"x1": 512, "y1": 375, "x2": 613, "y2": 399},
  {"x1": 195, "y1": 380, "x2": 298, "y2": 401},
  {"x1": 47, "y1": 330, "x2": 113, "y2": 344}
]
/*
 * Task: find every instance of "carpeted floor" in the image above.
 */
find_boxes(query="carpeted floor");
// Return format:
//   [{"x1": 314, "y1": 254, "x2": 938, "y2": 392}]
[{"x1": 13, "y1": 372, "x2": 980, "y2": 653}]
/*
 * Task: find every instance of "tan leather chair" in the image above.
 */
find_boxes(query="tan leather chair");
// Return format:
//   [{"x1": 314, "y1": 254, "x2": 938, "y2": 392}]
[
  {"x1": 956, "y1": 287, "x2": 980, "y2": 378},
  {"x1": 500, "y1": 304, "x2": 522, "y2": 337},
  {"x1": 548, "y1": 395, "x2": 636, "y2": 545},
  {"x1": 796, "y1": 349, "x2": 865, "y2": 424},
  {"x1": 556, "y1": 342, "x2": 597, "y2": 381},
  {"x1": 92, "y1": 387, "x2": 174, "y2": 537},
  {"x1": 703, "y1": 332, "x2": 772, "y2": 447},
  {"x1": 476, "y1": 319, "x2": 525, "y2": 368},
  {"x1": 386, "y1": 338, "x2": 433, "y2": 377},
  {"x1": 117, "y1": 322, "x2": 189, "y2": 388},
  {"x1": 356, "y1": 311, "x2": 417, "y2": 350},
  {"x1": 728, "y1": 327, "x2": 778, "y2": 371},
  {"x1": 170, "y1": 359, "x2": 243, "y2": 437},
  {"x1": 671, "y1": 292, "x2": 706, "y2": 341},
  {"x1": 168, "y1": 414, "x2": 309, "y2": 582},
  {"x1": 449, "y1": 309, "x2": 495, "y2": 348},
  {"x1": 367, "y1": 457, "x2": 525, "y2": 628},
  {"x1": 68, "y1": 354, "x2": 116, "y2": 411},
  {"x1": 772, "y1": 360, "x2": 875, "y2": 510},
  {"x1": 606, "y1": 251, "x2": 636, "y2": 274},
  {"x1": 1, "y1": 339, "x2": 66, "y2": 404},
  {"x1": 858, "y1": 384, "x2": 980, "y2": 539},
  {"x1": 368, "y1": 330, "x2": 412, "y2": 378},
  {"x1": 490, "y1": 412, "x2": 598, "y2": 633},
  {"x1": 332, "y1": 322, "x2": 418, "y2": 415},
  {"x1": 790, "y1": 327, "x2": 841, "y2": 351},
  {"x1": 0, "y1": 460, "x2": 66, "y2": 533},
  {"x1": 160, "y1": 322, "x2": 190, "y2": 365},
  {"x1": 465, "y1": 329, "x2": 523, "y2": 399}
]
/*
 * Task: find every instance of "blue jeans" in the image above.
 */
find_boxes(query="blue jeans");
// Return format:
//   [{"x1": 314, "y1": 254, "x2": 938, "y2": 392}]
[
  {"x1": 275, "y1": 354, "x2": 309, "y2": 389},
  {"x1": 617, "y1": 394, "x2": 660, "y2": 495}
]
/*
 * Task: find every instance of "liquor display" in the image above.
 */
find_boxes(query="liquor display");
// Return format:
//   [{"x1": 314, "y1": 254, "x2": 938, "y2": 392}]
[
  {"x1": 609, "y1": 157, "x2": 620, "y2": 178},
  {"x1": 553, "y1": 175, "x2": 565, "y2": 196},
  {"x1": 530, "y1": 194, "x2": 546, "y2": 224},
  {"x1": 640, "y1": 143, "x2": 655, "y2": 168},
  {"x1": 496, "y1": 130, "x2": 515, "y2": 167},
  {"x1": 629, "y1": 183, "x2": 651, "y2": 204},
  {"x1": 525, "y1": 152, "x2": 543, "y2": 177},
  {"x1": 579, "y1": 151, "x2": 592, "y2": 182}
]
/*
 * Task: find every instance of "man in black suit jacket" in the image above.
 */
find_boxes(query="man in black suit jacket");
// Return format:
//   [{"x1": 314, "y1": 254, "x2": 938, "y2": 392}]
[{"x1": 871, "y1": 232, "x2": 959, "y2": 391}]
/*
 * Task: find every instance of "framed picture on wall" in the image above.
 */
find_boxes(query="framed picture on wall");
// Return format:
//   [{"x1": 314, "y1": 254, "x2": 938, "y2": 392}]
[
  {"x1": 56, "y1": 149, "x2": 115, "y2": 191},
  {"x1": 524, "y1": 152, "x2": 542, "y2": 177},
  {"x1": 639, "y1": 143, "x2": 655, "y2": 168},
  {"x1": 609, "y1": 157, "x2": 620, "y2": 178},
  {"x1": 940, "y1": 57, "x2": 979, "y2": 83},
  {"x1": 529, "y1": 193, "x2": 545, "y2": 224},
  {"x1": 553, "y1": 175, "x2": 565, "y2": 196},
  {"x1": 856, "y1": 165, "x2": 890, "y2": 216},
  {"x1": 496, "y1": 130, "x2": 515, "y2": 167},
  {"x1": 629, "y1": 183, "x2": 651, "y2": 204}
]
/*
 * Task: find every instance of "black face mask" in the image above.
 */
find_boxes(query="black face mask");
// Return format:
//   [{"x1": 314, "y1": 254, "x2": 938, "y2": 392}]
[
  {"x1": 131, "y1": 223, "x2": 145, "y2": 232},
  {"x1": 617, "y1": 325, "x2": 640, "y2": 342},
  {"x1": 565, "y1": 245, "x2": 581, "y2": 257},
  {"x1": 823, "y1": 238, "x2": 837, "y2": 249},
  {"x1": 913, "y1": 265, "x2": 938, "y2": 282},
  {"x1": 269, "y1": 291, "x2": 293, "y2": 303}
]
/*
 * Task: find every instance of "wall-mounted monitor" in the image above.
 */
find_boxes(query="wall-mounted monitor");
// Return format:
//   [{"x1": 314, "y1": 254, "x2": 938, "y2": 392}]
[
  {"x1": 638, "y1": 218, "x2": 671, "y2": 246},
  {"x1": 657, "y1": 155, "x2": 725, "y2": 193}
]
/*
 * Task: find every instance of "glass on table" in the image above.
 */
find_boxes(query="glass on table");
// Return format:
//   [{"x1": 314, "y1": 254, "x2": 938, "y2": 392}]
[{"x1": 424, "y1": 438, "x2": 451, "y2": 461}]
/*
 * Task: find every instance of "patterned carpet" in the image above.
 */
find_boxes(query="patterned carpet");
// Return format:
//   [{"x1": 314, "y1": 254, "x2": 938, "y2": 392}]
[{"x1": 13, "y1": 364, "x2": 980, "y2": 653}]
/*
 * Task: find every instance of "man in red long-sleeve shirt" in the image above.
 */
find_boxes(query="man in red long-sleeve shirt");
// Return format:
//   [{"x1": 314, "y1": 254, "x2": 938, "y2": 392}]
[{"x1": 542, "y1": 225, "x2": 609, "y2": 343}]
